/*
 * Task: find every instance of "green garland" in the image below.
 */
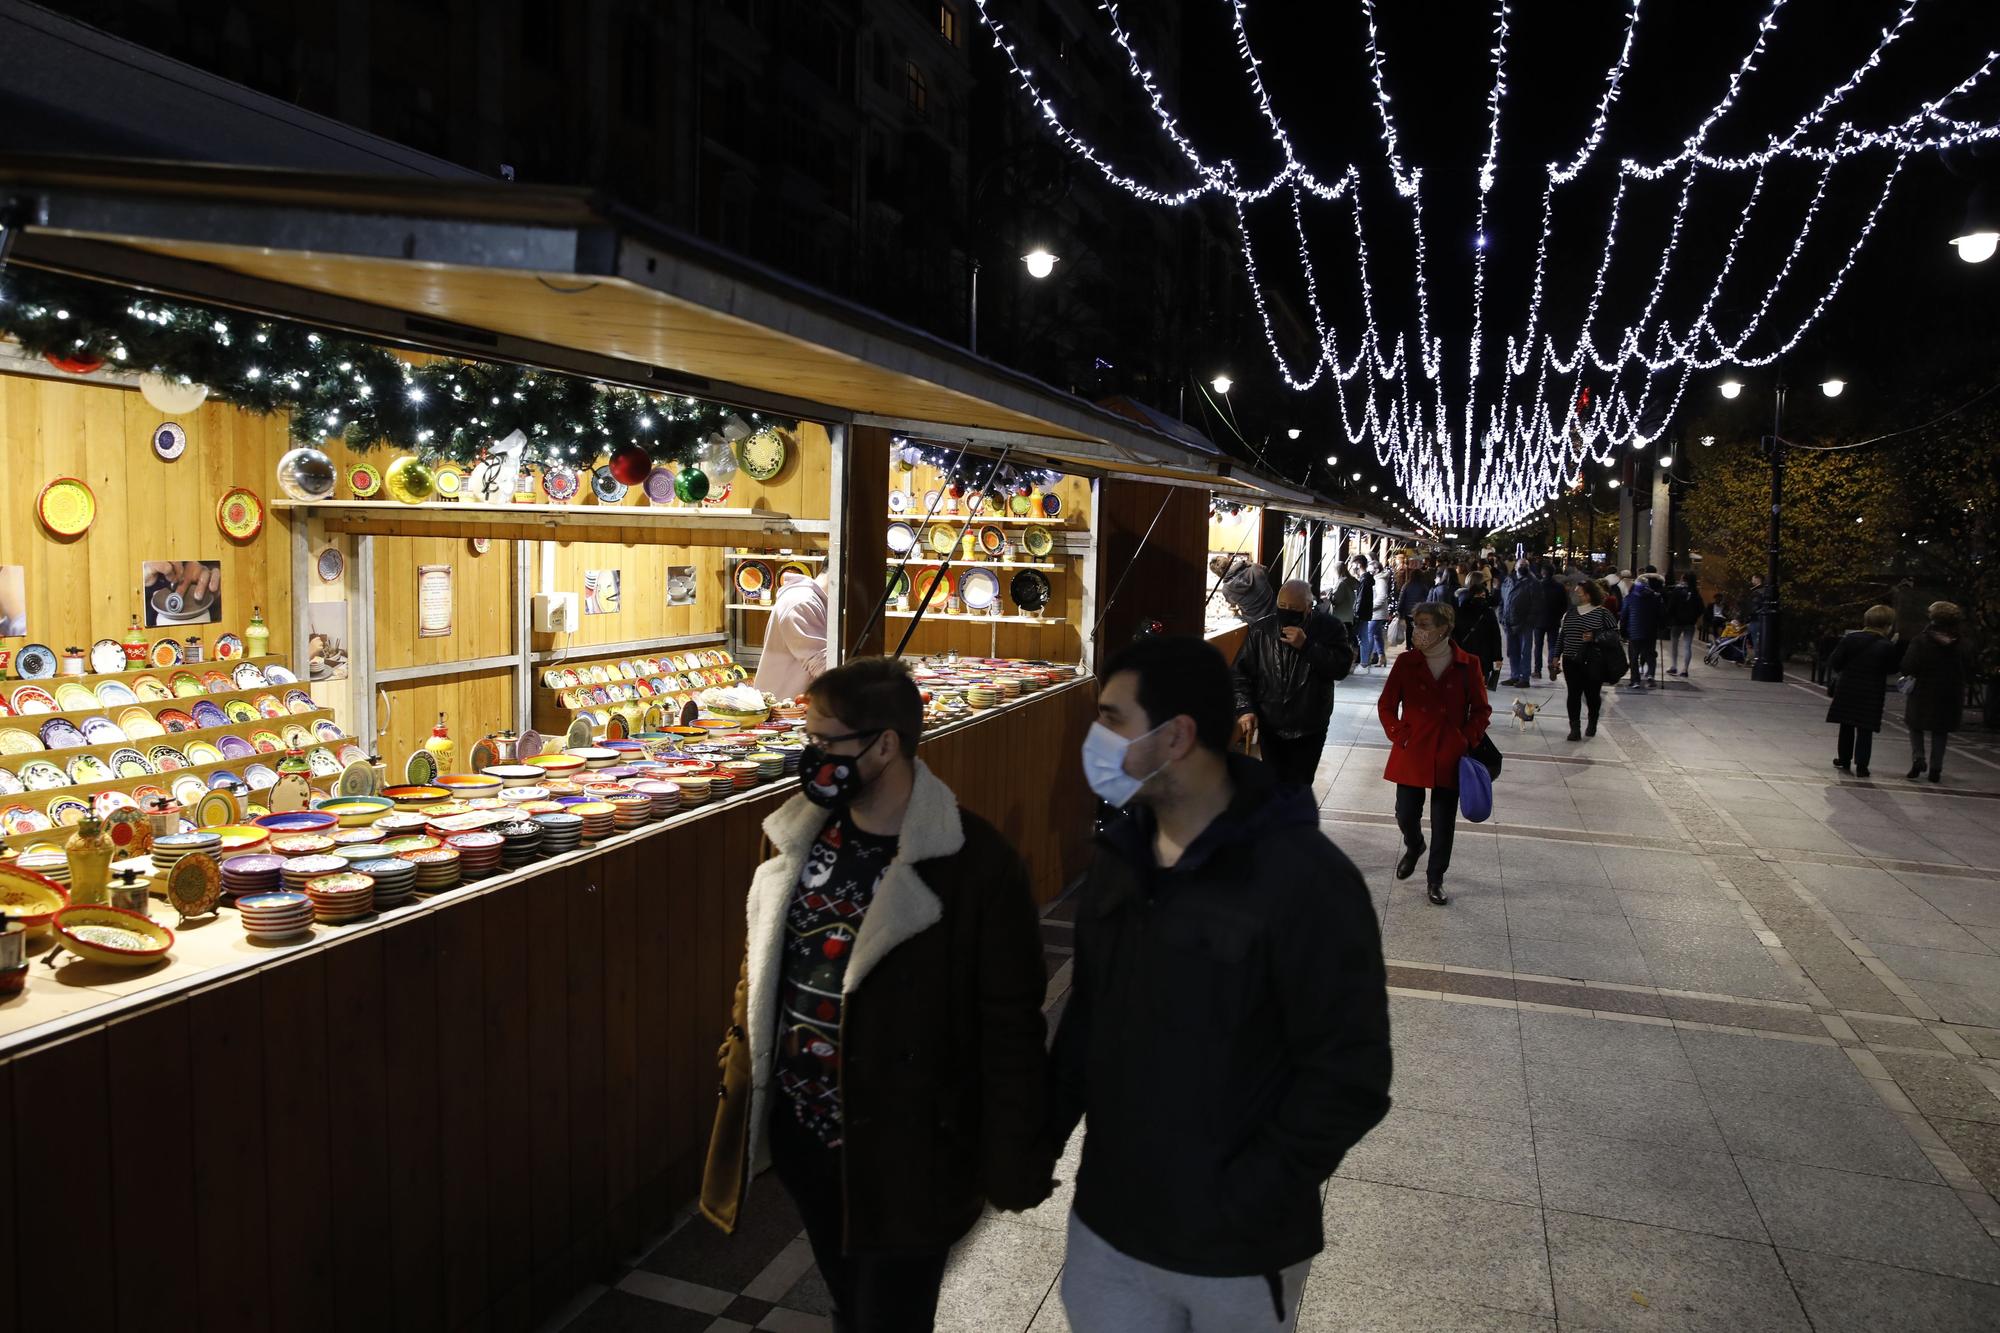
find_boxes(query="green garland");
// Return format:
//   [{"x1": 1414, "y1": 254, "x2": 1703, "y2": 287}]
[{"x1": 0, "y1": 267, "x2": 796, "y2": 467}]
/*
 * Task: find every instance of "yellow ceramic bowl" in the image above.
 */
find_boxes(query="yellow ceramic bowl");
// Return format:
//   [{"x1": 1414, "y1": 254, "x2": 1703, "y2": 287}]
[
  {"x1": 52, "y1": 906, "x2": 173, "y2": 966},
  {"x1": 0, "y1": 865, "x2": 69, "y2": 940},
  {"x1": 313, "y1": 796, "x2": 394, "y2": 826}
]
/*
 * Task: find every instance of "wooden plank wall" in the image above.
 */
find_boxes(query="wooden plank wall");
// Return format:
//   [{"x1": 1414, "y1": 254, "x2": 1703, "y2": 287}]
[
  {"x1": 0, "y1": 368, "x2": 294, "y2": 659},
  {"x1": 1094, "y1": 479, "x2": 1208, "y2": 655},
  {"x1": 0, "y1": 683, "x2": 1096, "y2": 1332}
]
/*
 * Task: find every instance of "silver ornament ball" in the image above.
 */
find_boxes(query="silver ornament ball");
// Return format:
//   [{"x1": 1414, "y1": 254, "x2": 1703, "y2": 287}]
[{"x1": 276, "y1": 446, "x2": 337, "y2": 501}]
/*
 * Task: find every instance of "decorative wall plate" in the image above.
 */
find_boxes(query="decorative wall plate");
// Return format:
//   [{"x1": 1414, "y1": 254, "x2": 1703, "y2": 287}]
[
  {"x1": 887, "y1": 521, "x2": 916, "y2": 554},
  {"x1": 78, "y1": 716, "x2": 125, "y2": 745},
  {"x1": 308, "y1": 748, "x2": 342, "y2": 778},
  {"x1": 283, "y1": 723, "x2": 315, "y2": 748},
  {"x1": 216, "y1": 487, "x2": 264, "y2": 540},
  {"x1": 148, "y1": 744, "x2": 190, "y2": 771},
  {"x1": 88, "y1": 639, "x2": 126, "y2": 675},
  {"x1": 151, "y1": 421, "x2": 188, "y2": 461},
  {"x1": 155, "y1": 708, "x2": 198, "y2": 733},
  {"x1": 55, "y1": 682, "x2": 96, "y2": 712},
  {"x1": 565, "y1": 717, "x2": 595, "y2": 749},
  {"x1": 217, "y1": 735, "x2": 255, "y2": 760},
  {"x1": 229, "y1": 663, "x2": 267, "y2": 691},
  {"x1": 37, "y1": 718, "x2": 86, "y2": 750},
  {"x1": 94, "y1": 680, "x2": 137, "y2": 707},
  {"x1": 168, "y1": 854, "x2": 222, "y2": 920},
  {"x1": 242, "y1": 764, "x2": 278, "y2": 789},
  {"x1": 959, "y1": 568, "x2": 1000, "y2": 611},
  {"x1": 928, "y1": 523, "x2": 957, "y2": 555},
  {"x1": 150, "y1": 639, "x2": 183, "y2": 668},
  {"x1": 978, "y1": 524, "x2": 1005, "y2": 556},
  {"x1": 192, "y1": 700, "x2": 230, "y2": 727},
  {"x1": 1009, "y1": 493, "x2": 1034, "y2": 516},
  {"x1": 117, "y1": 707, "x2": 163, "y2": 738},
  {"x1": 282, "y1": 689, "x2": 314, "y2": 713},
  {"x1": 3, "y1": 806, "x2": 50, "y2": 834},
  {"x1": 195, "y1": 788, "x2": 240, "y2": 827},
  {"x1": 169, "y1": 672, "x2": 202, "y2": 698},
  {"x1": 312, "y1": 720, "x2": 343, "y2": 742},
  {"x1": 214, "y1": 634, "x2": 244, "y2": 660},
  {"x1": 1010, "y1": 569, "x2": 1052, "y2": 612},
  {"x1": 1022, "y1": 525, "x2": 1054, "y2": 558},
  {"x1": 470, "y1": 537, "x2": 491, "y2": 555},
  {"x1": 516, "y1": 728, "x2": 543, "y2": 759},
  {"x1": 65, "y1": 755, "x2": 111, "y2": 785},
  {"x1": 130, "y1": 674, "x2": 171, "y2": 701},
  {"x1": 48, "y1": 797, "x2": 91, "y2": 826},
  {"x1": 590, "y1": 469, "x2": 628, "y2": 503},
  {"x1": 887, "y1": 490, "x2": 909, "y2": 514},
  {"x1": 0, "y1": 727, "x2": 41, "y2": 755},
  {"x1": 0, "y1": 768, "x2": 22, "y2": 796},
  {"x1": 734, "y1": 561, "x2": 771, "y2": 598},
  {"x1": 18, "y1": 761, "x2": 66, "y2": 791},
  {"x1": 15, "y1": 645, "x2": 56, "y2": 680},
  {"x1": 922, "y1": 489, "x2": 942, "y2": 513},
  {"x1": 316, "y1": 548, "x2": 345, "y2": 582},
  {"x1": 348, "y1": 463, "x2": 381, "y2": 498},
  {"x1": 337, "y1": 761, "x2": 379, "y2": 797},
  {"x1": 405, "y1": 750, "x2": 439, "y2": 785},
  {"x1": 541, "y1": 464, "x2": 579, "y2": 503},
  {"x1": 1040, "y1": 492, "x2": 1062, "y2": 518},
  {"x1": 737, "y1": 431, "x2": 787, "y2": 481},
  {"x1": 262, "y1": 664, "x2": 298, "y2": 685},
  {"x1": 916, "y1": 568, "x2": 952, "y2": 607},
  {"x1": 107, "y1": 747, "x2": 154, "y2": 778},
  {"x1": 36, "y1": 477, "x2": 96, "y2": 536},
  {"x1": 182, "y1": 741, "x2": 225, "y2": 765},
  {"x1": 432, "y1": 463, "x2": 466, "y2": 498},
  {"x1": 885, "y1": 567, "x2": 910, "y2": 600}
]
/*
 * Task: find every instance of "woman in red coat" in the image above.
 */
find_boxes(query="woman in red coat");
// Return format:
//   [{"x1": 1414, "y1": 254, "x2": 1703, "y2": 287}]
[{"x1": 1378, "y1": 601, "x2": 1493, "y2": 906}]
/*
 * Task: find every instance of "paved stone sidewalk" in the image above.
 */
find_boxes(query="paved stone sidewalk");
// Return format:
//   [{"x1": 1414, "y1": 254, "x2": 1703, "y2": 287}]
[{"x1": 557, "y1": 655, "x2": 2000, "y2": 1332}]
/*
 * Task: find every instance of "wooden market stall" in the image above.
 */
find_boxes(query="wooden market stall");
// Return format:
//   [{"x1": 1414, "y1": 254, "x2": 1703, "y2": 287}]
[{"x1": 0, "y1": 158, "x2": 1257, "y2": 1332}]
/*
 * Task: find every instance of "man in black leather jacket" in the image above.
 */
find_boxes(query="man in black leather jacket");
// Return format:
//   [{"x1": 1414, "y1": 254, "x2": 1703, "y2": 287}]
[{"x1": 1230, "y1": 579, "x2": 1355, "y2": 787}]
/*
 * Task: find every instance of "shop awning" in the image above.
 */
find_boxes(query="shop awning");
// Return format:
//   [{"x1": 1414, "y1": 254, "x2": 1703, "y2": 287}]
[{"x1": 0, "y1": 155, "x2": 1248, "y2": 485}]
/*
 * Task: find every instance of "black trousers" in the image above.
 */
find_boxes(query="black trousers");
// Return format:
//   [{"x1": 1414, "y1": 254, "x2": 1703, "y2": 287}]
[
  {"x1": 1911, "y1": 730, "x2": 1949, "y2": 777},
  {"x1": 1261, "y1": 722, "x2": 1329, "y2": 788},
  {"x1": 769, "y1": 1110, "x2": 949, "y2": 1333},
  {"x1": 1836, "y1": 724, "x2": 1874, "y2": 770},
  {"x1": 1395, "y1": 784, "x2": 1459, "y2": 879},
  {"x1": 1631, "y1": 637, "x2": 1657, "y2": 682},
  {"x1": 1562, "y1": 656, "x2": 1602, "y2": 729}
]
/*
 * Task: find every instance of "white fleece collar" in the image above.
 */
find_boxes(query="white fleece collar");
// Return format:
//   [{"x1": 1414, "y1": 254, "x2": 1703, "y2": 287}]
[{"x1": 738, "y1": 759, "x2": 965, "y2": 1172}]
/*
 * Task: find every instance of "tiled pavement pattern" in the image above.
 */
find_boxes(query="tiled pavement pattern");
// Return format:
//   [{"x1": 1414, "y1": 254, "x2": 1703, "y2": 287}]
[{"x1": 557, "y1": 656, "x2": 2000, "y2": 1331}]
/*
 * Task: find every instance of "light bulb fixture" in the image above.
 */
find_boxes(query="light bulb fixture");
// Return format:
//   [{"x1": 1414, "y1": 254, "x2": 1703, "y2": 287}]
[
  {"x1": 1287, "y1": 427, "x2": 1301, "y2": 439},
  {"x1": 1659, "y1": 453, "x2": 1674, "y2": 467},
  {"x1": 1952, "y1": 231, "x2": 2000, "y2": 264},
  {"x1": 1326, "y1": 454, "x2": 1339, "y2": 464},
  {"x1": 1701, "y1": 434, "x2": 1716, "y2": 446},
  {"x1": 1951, "y1": 182, "x2": 1997, "y2": 263},
  {"x1": 1352, "y1": 471, "x2": 1363, "y2": 480},
  {"x1": 1021, "y1": 247, "x2": 1060, "y2": 278},
  {"x1": 1820, "y1": 378, "x2": 1846, "y2": 398},
  {"x1": 1210, "y1": 374, "x2": 1233, "y2": 395},
  {"x1": 1718, "y1": 380, "x2": 1744, "y2": 400},
  {"x1": 1607, "y1": 478, "x2": 1621, "y2": 489}
]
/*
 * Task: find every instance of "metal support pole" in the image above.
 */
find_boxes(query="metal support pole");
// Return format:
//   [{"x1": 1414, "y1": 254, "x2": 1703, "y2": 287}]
[
  {"x1": 968, "y1": 258, "x2": 980, "y2": 355},
  {"x1": 1753, "y1": 384, "x2": 1787, "y2": 682}
]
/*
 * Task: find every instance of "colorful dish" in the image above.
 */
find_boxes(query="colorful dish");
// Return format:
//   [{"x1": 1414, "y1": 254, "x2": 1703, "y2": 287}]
[
  {"x1": 1021, "y1": 525, "x2": 1054, "y2": 558},
  {"x1": 348, "y1": 463, "x2": 381, "y2": 498},
  {"x1": 37, "y1": 719, "x2": 86, "y2": 750},
  {"x1": 886, "y1": 521, "x2": 916, "y2": 555},
  {"x1": 130, "y1": 674, "x2": 172, "y2": 701},
  {"x1": 52, "y1": 906, "x2": 173, "y2": 965},
  {"x1": 14, "y1": 646, "x2": 56, "y2": 681},
  {"x1": 959, "y1": 567, "x2": 1001, "y2": 611},
  {"x1": 590, "y1": 469, "x2": 628, "y2": 503},
  {"x1": 734, "y1": 561, "x2": 772, "y2": 597},
  {"x1": 928, "y1": 523, "x2": 957, "y2": 555},
  {"x1": 94, "y1": 680, "x2": 137, "y2": 707},
  {"x1": 978, "y1": 524, "x2": 1005, "y2": 556},
  {"x1": 214, "y1": 634, "x2": 245, "y2": 661},
  {"x1": 317, "y1": 547, "x2": 345, "y2": 582},
  {"x1": 149, "y1": 638, "x2": 182, "y2": 668},
  {"x1": 155, "y1": 708, "x2": 198, "y2": 733},
  {"x1": 643, "y1": 465, "x2": 676, "y2": 504},
  {"x1": 541, "y1": 464, "x2": 579, "y2": 503},
  {"x1": 88, "y1": 639, "x2": 126, "y2": 674},
  {"x1": 37, "y1": 477, "x2": 96, "y2": 536},
  {"x1": 1010, "y1": 569, "x2": 1053, "y2": 612},
  {"x1": 737, "y1": 431, "x2": 787, "y2": 481},
  {"x1": 55, "y1": 682, "x2": 97, "y2": 712},
  {"x1": 151, "y1": 421, "x2": 188, "y2": 461},
  {"x1": 216, "y1": 486, "x2": 265, "y2": 540},
  {"x1": 78, "y1": 716, "x2": 125, "y2": 745}
]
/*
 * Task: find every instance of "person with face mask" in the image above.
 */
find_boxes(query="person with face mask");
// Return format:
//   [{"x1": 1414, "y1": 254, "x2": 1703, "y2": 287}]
[
  {"x1": 1378, "y1": 602, "x2": 1493, "y2": 906},
  {"x1": 1054, "y1": 636, "x2": 1389, "y2": 1333},
  {"x1": 1231, "y1": 579, "x2": 1355, "y2": 788},
  {"x1": 701, "y1": 657, "x2": 1053, "y2": 1331}
]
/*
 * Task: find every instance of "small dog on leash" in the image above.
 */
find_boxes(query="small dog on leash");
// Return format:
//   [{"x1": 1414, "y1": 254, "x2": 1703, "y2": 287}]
[{"x1": 1512, "y1": 696, "x2": 1554, "y2": 730}]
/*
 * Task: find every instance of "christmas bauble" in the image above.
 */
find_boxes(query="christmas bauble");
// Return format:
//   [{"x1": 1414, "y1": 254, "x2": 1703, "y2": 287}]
[
  {"x1": 140, "y1": 372, "x2": 209, "y2": 414},
  {"x1": 275, "y1": 447, "x2": 337, "y2": 501},
  {"x1": 384, "y1": 454, "x2": 437, "y2": 505},
  {"x1": 607, "y1": 442, "x2": 652, "y2": 486},
  {"x1": 699, "y1": 435, "x2": 738, "y2": 486},
  {"x1": 673, "y1": 465, "x2": 710, "y2": 504},
  {"x1": 44, "y1": 352, "x2": 104, "y2": 375}
]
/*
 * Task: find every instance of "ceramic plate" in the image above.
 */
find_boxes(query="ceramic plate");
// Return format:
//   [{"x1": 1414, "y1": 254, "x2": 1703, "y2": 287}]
[
  {"x1": 1022, "y1": 525, "x2": 1054, "y2": 558},
  {"x1": 978, "y1": 524, "x2": 1005, "y2": 556},
  {"x1": 88, "y1": 639, "x2": 126, "y2": 674},
  {"x1": 737, "y1": 431, "x2": 786, "y2": 481},
  {"x1": 243, "y1": 763, "x2": 279, "y2": 789},
  {"x1": 3, "y1": 806, "x2": 50, "y2": 834},
  {"x1": 885, "y1": 566, "x2": 910, "y2": 600},
  {"x1": 118, "y1": 707, "x2": 164, "y2": 739},
  {"x1": 78, "y1": 716, "x2": 125, "y2": 745},
  {"x1": 37, "y1": 477, "x2": 96, "y2": 536},
  {"x1": 151, "y1": 639, "x2": 183, "y2": 668},
  {"x1": 433, "y1": 463, "x2": 466, "y2": 499},
  {"x1": 18, "y1": 760, "x2": 67, "y2": 791},
  {"x1": 195, "y1": 789, "x2": 241, "y2": 827},
  {"x1": 316, "y1": 548, "x2": 345, "y2": 582},
  {"x1": 642, "y1": 464, "x2": 676, "y2": 504},
  {"x1": 55, "y1": 682, "x2": 97, "y2": 712},
  {"x1": 348, "y1": 463, "x2": 381, "y2": 498},
  {"x1": 313, "y1": 720, "x2": 343, "y2": 742},
  {"x1": 169, "y1": 672, "x2": 202, "y2": 698},
  {"x1": 337, "y1": 761, "x2": 378, "y2": 797},
  {"x1": 130, "y1": 674, "x2": 171, "y2": 701},
  {"x1": 0, "y1": 769, "x2": 21, "y2": 796},
  {"x1": 282, "y1": 688, "x2": 314, "y2": 714},
  {"x1": 406, "y1": 750, "x2": 439, "y2": 785},
  {"x1": 233, "y1": 664, "x2": 268, "y2": 690},
  {"x1": 1009, "y1": 492, "x2": 1034, "y2": 516},
  {"x1": 262, "y1": 664, "x2": 297, "y2": 685},
  {"x1": 151, "y1": 421, "x2": 188, "y2": 461},
  {"x1": 107, "y1": 747, "x2": 155, "y2": 778},
  {"x1": 14, "y1": 645, "x2": 56, "y2": 680},
  {"x1": 922, "y1": 489, "x2": 942, "y2": 514},
  {"x1": 216, "y1": 487, "x2": 264, "y2": 540},
  {"x1": 183, "y1": 741, "x2": 224, "y2": 765},
  {"x1": 1010, "y1": 569, "x2": 1052, "y2": 612},
  {"x1": 192, "y1": 700, "x2": 229, "y2": 728},
  {"x1": 217, "y1": 735, "x2": 256, "y2": 760},
  {"x1": 172, "y1": 775, "x2": 208, "y2": 807},
  {"x1": 888, "y1": 490, "x2": 909, "y2": 513},
  {"x1": 590, "y1": 469, "x2": 628, "y2": 503},
  {"x1": 517, "y1": 728, "x2": 543, "y2": 759},
  {"x1": 308, "y1": 748, "x2": 342, "y2": 777},
  {"x1": 959, "y1": 567, "x2": 1000, "y2": 611},
  {"x1": 37, "y1": 718, "x2": 86, "y2": 750},
  {"x1": 1040, "y1": 492, "x2": 1062, "y2": 518},
  {"x1": 542, "y1": 464, "x2": 579, "y2": 502},
  {"x1": 48, "y1": 797, "x2": 91, "y2": 826},
  {"x1": 94, "y1": 680, "x2": 137, "y2": 707},
  {"x1": 887, "y1": 521, "x2": 916, "y2": 554},
  {"x1": 250, "y1": 730, "x2": 282, "y2": 754},
  {"x1": 928, "y1": 523, "x2": 957, "y2": 555},
  {"x1": 156, "y1": 708, "x2": 198, "y2": 734},
  {"x1": 65, "y1": 754, "x2": 111, "y2": 785},
  {"x1": 148, "y1": 744, "x2": 190, "y2": 770},
  {"x1": 734, "y1": 561, "x2": 771, "y2": 597},
  {"x1": 214, "y1": 634, "x2": 245, "y2": 661}
]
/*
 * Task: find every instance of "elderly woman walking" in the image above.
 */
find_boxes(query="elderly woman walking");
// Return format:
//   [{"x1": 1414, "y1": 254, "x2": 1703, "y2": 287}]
[
  {"x1": 1378, "y1": 601, "x2": 1493, "y2": 907},
  {"x1": 1902, "y1": 601, "x2": 1972, "y2": 783},
  {"x1": 1825, "y1": 605, "x2": 1903, "y2": 778}
]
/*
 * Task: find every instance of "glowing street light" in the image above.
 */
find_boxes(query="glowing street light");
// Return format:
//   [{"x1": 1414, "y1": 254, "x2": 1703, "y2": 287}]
[
  {"x1": 1820, "y1": 378, "x2": 1846, "y2": 398},
  {"x1": 1210, "y1": 374, "x2": 1233, "y2": 395},
  {"x1": 1718, "y1": 380, "x2": 1744, "y2": 400},
  {"x1": 1021, "y1": 247, "x2": 1060, "y2": 278}
]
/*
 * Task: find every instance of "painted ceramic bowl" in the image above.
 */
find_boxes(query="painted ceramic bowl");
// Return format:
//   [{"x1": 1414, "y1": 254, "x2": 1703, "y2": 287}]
[
  {"x1": 312, "y1": 795, "x2": 393, "y2": 826},
  {"x1": 52, "y1": 906, "x2": 173, "y2": 965},
  {"x1": 254, "y1": 810, "x2": 339, "y2": 835},
  {"x1": 0, "y1": 865, "x2": 69, "y2": 939}
]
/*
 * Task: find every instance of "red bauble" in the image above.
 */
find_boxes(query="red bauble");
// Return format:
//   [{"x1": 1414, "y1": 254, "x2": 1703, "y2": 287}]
[
  {"x1": 44, "y1": 352, "x2": 105, "y2": 375},
  {"x1": 607, "y1": 442, "x2": 652, "y2": 486},
  {"x1": 947, "y1": 483, "x2": 964, "y2": 498}
]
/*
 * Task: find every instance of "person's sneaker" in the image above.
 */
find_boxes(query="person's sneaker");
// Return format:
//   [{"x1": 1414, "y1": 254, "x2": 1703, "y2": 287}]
[
  {"x1": 1427, "y1": 878, "x2": 1450, "y2": 906},
  {"x1": 1834, "y1": 760, "x2": 1850, "y2": 772},
  {"x1": 1396, "y1": 843, "x2": 1425, "y2": 880},
  {"x1": 1568, "y1": 727, "x2": 1583, "y2": 742},
  {"x1": 1856, "y1": 767, "x2": 1870, "y2": 778},
  {"x1": 1586, "y1": 716, "x2": 1599, "y2": 737}
]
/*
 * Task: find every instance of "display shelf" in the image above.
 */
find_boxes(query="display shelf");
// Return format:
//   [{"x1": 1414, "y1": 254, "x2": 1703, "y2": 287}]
[
  {"x1": 888, "y1": 513, "x2": 1068, "y2": 525},
  {"x1": 0, "y1": 713, "x2": 340, "y2": 780},
  {"x1": 0, "y1": 654, "x2": 287, "y2": 700},
  {"x1": 0, "y1": 677, "x2": 317, "y2": 730},
  {"x1": 884, "y1": 612, "x2": 1066, "y2": 625},
  {"x1": 275, "y1": 499, "x2": 830, "y2": 547},
  {"x1": 882, "y1": 557, "x2": 1062, "y2": 572},
  {"x1": 724, "y1": 551, "x2": 826, "y2": 562}
]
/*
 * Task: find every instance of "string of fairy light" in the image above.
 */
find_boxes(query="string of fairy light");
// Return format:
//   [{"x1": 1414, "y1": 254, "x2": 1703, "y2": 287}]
[{"x1": 973, "y1": 0, "x2": 2000, "y2": 530}]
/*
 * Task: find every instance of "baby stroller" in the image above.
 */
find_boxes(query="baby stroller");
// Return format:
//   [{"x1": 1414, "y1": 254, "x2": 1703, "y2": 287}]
[{"x1": 1705, "y1": 620, "x2": 1749, "y2": 666}]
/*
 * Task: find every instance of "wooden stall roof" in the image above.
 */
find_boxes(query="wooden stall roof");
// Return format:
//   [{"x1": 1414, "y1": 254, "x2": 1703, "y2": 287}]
[{"x1": 0, "y1": 155, "x2": 1277, "y2": 489}]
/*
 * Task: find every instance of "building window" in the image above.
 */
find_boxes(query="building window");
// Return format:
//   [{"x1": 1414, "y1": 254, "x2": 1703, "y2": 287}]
[
  {"x1": 905, "y1": 60, "x2": 927, "y2": 116},
  {"x1": 938, "y1": 3, "x2": 960, "y2": 46}
]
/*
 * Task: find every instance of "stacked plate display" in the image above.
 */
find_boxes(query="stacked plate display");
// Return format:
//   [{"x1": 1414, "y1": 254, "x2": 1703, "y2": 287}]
[
  {"x1": 400, "y1": 846, "x2": 461, "y2": 894},
  {"x1": 721, "y1": 760, "x2": 763, "y2": 791},
  {"x1": 608, "y1": 794, "x2": 653, "y2": 832},
  {"x1": 329, "y1": 826, "x2": 385, "y2": 850},
  {"x1": 568, "y1": 747, "x2": 619, "y2": 770},
  {"x1": 672, "y1": 777, "x2": 712, "y2": 807},
  {"x1": 444, "y1": 831, "x2": 503, "y2": 878},
  {"x1": 569, "y1": 802, "x2": 616, "y2": 842},
  {"x1": 630, "y1": 780, "x2": 681, "y2": 820},
  {"x1": 497, "y1": 819, "x2": 545, "y2": 868},
  {"x1": 378, "y1": 834, "x2": 441, "y2": 857},
  {"x1": 220, "y1": 853, "x2": 285, "y2": 897},
  {"x1": 16, "y1": 849, "x2": 70, "y2": 888},
  {"x1": 303, "y1": 872, "x2": 374, "y2": 923},
  {"x1": 269, "y1": 833, "x2": 336, "y2": 859},
  {"x1": 238, "y1": 891, "x2": 313, "y2": 942},
  {"x1": 281, "y1": 855, "x2": 350, "y2": 892},
  {"x1": 152, "y1": 830, "x2": 222, "y2": 873},
  {"x1": 374, "y1": 812, "x2": 433, "y2": 838},
  {"x1": 532, "y1": 811, "x2": 582, "y2": 855},
  {"x1": 352, "y1": 857, "x2": 416, "y2": 908},
  {"x1": 747, "y1": 751, "x2": 785, "y2": 782}
]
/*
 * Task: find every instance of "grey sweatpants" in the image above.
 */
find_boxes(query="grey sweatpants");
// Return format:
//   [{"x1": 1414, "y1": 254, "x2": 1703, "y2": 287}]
[{"x1": 1061, "y1": 1212, "x2": 1311, "y2": 1332}]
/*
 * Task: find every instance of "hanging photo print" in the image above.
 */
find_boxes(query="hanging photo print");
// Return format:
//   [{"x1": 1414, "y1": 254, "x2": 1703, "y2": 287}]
[{"x1": 142, "y1": 560, "x2": 222, "y2": 627}]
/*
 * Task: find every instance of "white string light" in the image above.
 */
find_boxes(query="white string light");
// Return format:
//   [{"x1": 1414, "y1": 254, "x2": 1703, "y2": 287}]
[{"x1": 974, "y1": 0, "x2": 2000, "y2": 528}]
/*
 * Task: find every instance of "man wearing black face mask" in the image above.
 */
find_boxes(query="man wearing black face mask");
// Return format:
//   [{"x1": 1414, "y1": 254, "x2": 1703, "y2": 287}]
[
  {"x1": 1231, "y1": 578, "x2": 1355, "y2": 788},
  {"x1": 701, "y1": 657, "x2": 1053, "y2": 1331}
]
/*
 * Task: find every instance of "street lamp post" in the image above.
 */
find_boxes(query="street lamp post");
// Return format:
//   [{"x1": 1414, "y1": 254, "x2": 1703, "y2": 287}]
[{"x1": 1755, "y1": 381, "x2": 1789, "y2": 683}]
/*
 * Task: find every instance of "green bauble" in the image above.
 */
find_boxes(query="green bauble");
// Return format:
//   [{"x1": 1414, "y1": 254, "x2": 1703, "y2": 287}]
[{"x1": 673, "y1": 464, "x2": 710, "y2": 504}]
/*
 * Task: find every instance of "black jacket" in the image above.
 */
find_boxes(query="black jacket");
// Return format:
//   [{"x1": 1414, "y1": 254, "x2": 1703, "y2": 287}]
[
  {"x1": 1050, "y1": 757, "x2": 1391, "y2": 1279},
  {"x1": 1902, "y1": 627, "x2": 1970, "y2": 732},
  {"x1": 1663, "y1": 582, "x2": 1704, "y2": 627},
  {"x1": 1231, "y1": 611, "x2": 1355, "y2": 739},
  {"x1": 1453, "y1": 592, "x2": 1503, "y2": 670},
  {"x1": 1537, "y1": 574, "x2": 1569, "y2": 630},
  {"x1": 1396, "y1": 575, "x2": 1431, "y2": 618},
  {"x1": 1824, "y1": 630, "x2": 1902, "y2": 732},
  {"x1": 1354, "y1": 574, "x2": 1376, "y2": 622}
]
